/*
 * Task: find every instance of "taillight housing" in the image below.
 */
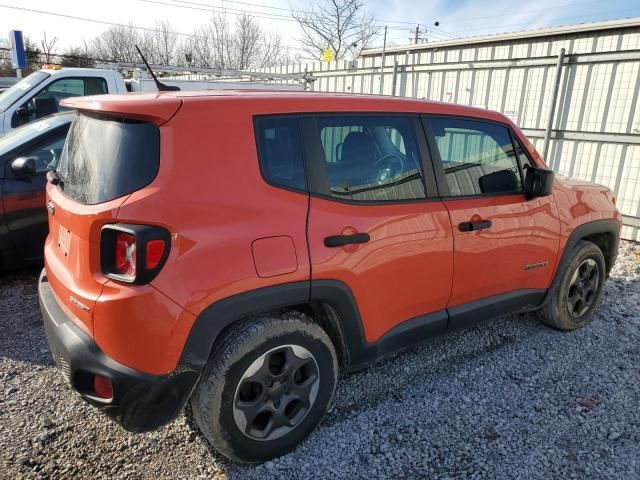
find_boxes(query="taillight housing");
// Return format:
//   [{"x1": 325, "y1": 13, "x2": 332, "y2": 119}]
[{"x1": 100, "y1": 224, "x2": 171, "y2": 284}]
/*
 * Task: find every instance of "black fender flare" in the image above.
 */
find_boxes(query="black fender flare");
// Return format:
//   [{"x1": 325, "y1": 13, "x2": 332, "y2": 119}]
[
  {"x1": 177, "y1": 282, "x2": 312, "y2": 373},
  {"x1": 177, "y1": 279, "x2": 372, "y2": 373},
  {"x1": 177, "y1": 278, "x2": 448, "y2": 375},
  {"x1": 555, "y1": 218, "x2": 621, "y2": 279}
]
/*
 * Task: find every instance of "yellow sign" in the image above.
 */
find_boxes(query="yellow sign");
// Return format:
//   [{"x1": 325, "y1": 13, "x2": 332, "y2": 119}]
[{"x1": 323, "y1": 49, "x2": 334, "y2": 62}]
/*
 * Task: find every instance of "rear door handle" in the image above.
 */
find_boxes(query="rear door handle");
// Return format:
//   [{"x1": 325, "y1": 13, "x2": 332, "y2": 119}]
[
  {"x1": 458, "y1": 220, "x2": 492, "y2": 232},
  {"x1": 324, "y1": 233, "x2": 370, "y2": 248}
]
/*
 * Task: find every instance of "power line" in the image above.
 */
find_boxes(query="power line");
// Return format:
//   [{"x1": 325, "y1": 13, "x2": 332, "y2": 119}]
[
  {"x1": 142, "y1": 0, "x2": 299, "y2": 23},
  {"x1": 163, "y1": 0, "x2": 458, "y2": 30},
  {"x1": 0, "y1": 3, "x2": 299, "y2": 51},
  {"x1": 151, "y1": 0, "x2": 461, "y2": 39}
]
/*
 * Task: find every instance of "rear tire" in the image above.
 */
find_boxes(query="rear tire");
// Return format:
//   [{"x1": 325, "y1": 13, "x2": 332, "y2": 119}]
[
  {"x1": 191, "y1": 311, "x2": 338, "y2": 463},
  {"x1": 538, "y1": 240, "x2": 606, "y2": 331}
]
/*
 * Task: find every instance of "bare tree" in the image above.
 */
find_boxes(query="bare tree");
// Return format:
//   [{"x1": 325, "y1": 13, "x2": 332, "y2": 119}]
[
  {"x1": 185, "y1": 24, "x2": 215, "y2": 67},
  {"x1": 79, "y1": 15, "x2": 286, "y2": 69},
  {"x1": 259, "y1": 32, "x2": 289, "y2": 68},
  {"x1": 90, "y1": 24, "x2": 141, "y2": 63},
  {"x1": 293, "y1": 0, "x2": 379, "y2": 61},
  {"x1": 60, "y1": 47, "x2": 95, "y2": 68},
  {"x1": 210, "y1": 12, "x2": 233, "y2": 69},
  {"x1": 40, "y1": 32, "x2": 58, "y2": 63},
  {"x1": 231, "y1": 14, "x2": 261, "y2": 70},
  {"x1": 152, "y1": 20, "x2": 178, "y2": 65}
]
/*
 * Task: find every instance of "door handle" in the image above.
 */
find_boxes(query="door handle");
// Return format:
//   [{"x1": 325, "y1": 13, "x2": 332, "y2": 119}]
[
  {"x1": 458, "y1": 220, "x2": 492, "y2": 232},
  {"x1": 324, "y1": 233, "x2": 370, "y2": 248}
]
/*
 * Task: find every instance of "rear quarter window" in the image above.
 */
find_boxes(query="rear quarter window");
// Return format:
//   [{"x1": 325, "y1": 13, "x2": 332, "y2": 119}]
[
  {"x1": 254, "y1": 116, "x2": 306, "y2": 191},
  {"x1": 57, "y1": 113, "x2": 160, "y2": 205}
]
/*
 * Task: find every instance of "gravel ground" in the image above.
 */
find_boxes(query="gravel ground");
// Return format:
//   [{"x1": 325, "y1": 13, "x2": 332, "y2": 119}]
[{"x1": 1, "y1": 241, "x2": 639, "y2": 479}]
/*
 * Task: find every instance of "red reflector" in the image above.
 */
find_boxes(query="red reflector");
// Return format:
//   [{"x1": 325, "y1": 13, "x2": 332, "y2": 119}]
[
  {"x1": 115, "y1": 232, "x2": 136, "y2": 277},
  {"x1": 146, "y1": 239, "x2": 165, "y2": 270},
  {"x1": 93, "y1": 375, "x2": 113, "y2": 400}
]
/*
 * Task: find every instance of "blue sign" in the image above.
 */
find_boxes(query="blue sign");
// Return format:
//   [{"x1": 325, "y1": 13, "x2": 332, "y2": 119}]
[{"x1": 9, "y1": 30, "x2": 27, "y2": 70}]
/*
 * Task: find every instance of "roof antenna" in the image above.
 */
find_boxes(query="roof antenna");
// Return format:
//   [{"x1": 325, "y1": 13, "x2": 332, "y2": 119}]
[{"x1": 135, "y1": 45, "x2": 180, "y2": 92}]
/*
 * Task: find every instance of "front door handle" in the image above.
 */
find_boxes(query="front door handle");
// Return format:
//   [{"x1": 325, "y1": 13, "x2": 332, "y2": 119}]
[
  {"x1": 458, "y1": 220, "x2": 492, "y2": 232},
  {"x1": 324, "y1": 233, "x2": 370, "y2": 248}
]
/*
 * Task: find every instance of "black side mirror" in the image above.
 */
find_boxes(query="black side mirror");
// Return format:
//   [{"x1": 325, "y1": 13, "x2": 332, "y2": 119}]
[
  {"x1": 11, "y1": 157, "x2": 37, "y2": 176},
  {"x1": 524, "y1": 166, "x2": 555, "y2": 198},
  {"x1": 15, "y1": 106, "x2": 30, "y2": 117},
  {"x1": 12, "y1": 106, "x2": 33, "y2": 128}
]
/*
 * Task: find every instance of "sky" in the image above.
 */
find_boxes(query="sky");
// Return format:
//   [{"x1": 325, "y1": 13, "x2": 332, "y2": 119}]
[{"x1": 1, "y1": 0, "x2": 639, "y2": 58}]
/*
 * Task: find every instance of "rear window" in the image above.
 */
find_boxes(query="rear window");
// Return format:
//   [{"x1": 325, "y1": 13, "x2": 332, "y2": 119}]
[{"x1": 57, "y1": 113, "x2": 160, "y2": 205}]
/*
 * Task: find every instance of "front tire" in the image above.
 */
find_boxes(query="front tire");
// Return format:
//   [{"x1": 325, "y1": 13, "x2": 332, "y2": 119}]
[
  {"x1": 191, "y1": 312, "x2": 338, "y2": 463},
  {"x1": 538, "y1": 240, "x2": 606, "y2": 330}
]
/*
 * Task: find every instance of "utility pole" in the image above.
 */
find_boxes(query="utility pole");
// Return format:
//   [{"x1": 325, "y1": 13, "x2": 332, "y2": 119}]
[
  {"x1": 414, "y1": 25, "x2": 420, "y2": 44},
  {"x1": 542, "y1": 48, "x2": 566, "y2": 164},
  {"x1": 379, "y1": 25, "x2": 387, "y2": 95}
]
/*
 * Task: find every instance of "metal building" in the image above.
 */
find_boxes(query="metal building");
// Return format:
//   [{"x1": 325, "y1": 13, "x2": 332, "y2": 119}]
[{"x1": 262, "y1": 18, "x2": 640, "y2": 240}]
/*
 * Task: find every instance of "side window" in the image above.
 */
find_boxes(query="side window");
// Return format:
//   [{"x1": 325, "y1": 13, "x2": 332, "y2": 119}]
[
  {"x1": 255, "y1": 116, "x2": 306, "y2": 191},
  {"x1": 30, "y1": 135, "x2": 67, "y2": 173},
  {"x1": 430, "y1": 118, "x2": 523, "y2": 196},
  {"x1": 10, "y1": 135, "x2": 66, "y2": 175},
  {"x1": 12, "y1": 77, "x2": 108, "y2": 127},
  {"x1": 316, "y1": 116, "x2": 426, "y2": 202}
]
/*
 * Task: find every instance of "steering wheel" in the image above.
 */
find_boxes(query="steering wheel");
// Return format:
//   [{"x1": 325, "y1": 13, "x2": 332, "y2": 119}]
[{"x1": 373, "y1": 153, "x2": 404, "y2": 184}]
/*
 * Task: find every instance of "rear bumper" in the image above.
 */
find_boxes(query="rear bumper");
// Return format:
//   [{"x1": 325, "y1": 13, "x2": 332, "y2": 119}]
[{"x1": 38, "y1": 269, "x2": 199, "y2": 432}]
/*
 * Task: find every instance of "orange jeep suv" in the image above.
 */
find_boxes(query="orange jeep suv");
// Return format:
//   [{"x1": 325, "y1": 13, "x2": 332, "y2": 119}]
[{"x1": 39, "y1": 91, "x2": 621, "y2": 463}]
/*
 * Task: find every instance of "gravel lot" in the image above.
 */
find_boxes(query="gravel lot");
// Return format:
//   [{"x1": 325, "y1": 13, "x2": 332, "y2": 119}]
[{"x1": 1, "y1": 241, "x2": 639, "y2": 479}]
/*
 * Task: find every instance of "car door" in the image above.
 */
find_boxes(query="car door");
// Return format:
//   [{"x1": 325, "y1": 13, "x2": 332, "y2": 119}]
[
  {"x1": 2, "y1": 129, "x2": 68, "y2": 261},
  {"x1": 10, "y1": 76, "x2": 108, "y2": 129},
  {"x1": 423, "y1": 115, "x2": 560, "y2": 328},
  {"x1": 305, "y1": 114, "x2": 454, "y2": 344}
]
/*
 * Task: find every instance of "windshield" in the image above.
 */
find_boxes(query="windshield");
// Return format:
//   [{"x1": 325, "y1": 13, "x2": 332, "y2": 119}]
[
  {"x1": 0, "y1": 113, "x2": 73, "y2": 157},
  {"x1": 0, "y1": 71, "x2": 50, "y2": 113},
  {"x1": 58, "y1": 113, "x2": 160, "y2": 205}
]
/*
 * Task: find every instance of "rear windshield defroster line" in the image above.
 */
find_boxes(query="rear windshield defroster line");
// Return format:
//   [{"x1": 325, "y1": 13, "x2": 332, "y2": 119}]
[{"x1": 57, "y1": 112, "x2": 160, "y2": 205}]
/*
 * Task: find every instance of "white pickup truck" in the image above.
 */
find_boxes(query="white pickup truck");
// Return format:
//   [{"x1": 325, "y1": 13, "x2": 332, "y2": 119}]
[
  {"x1": 0, "y1": 65, "x2": 303, "y2": 136},
  {"x1": 0, "y1": 66, "x2": 127, "y2": 136}
]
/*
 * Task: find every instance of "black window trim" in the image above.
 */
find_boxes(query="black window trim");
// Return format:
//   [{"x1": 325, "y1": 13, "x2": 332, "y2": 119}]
[
  {"x1": 253, "y1": 114, "x2": 309, "y2": 196},
  {"x1": 509, "y1": 128, "x2": 537, "y2": 172},
  {"x1": 421, "y1": 113, "x2": 531, "y2": 200}
]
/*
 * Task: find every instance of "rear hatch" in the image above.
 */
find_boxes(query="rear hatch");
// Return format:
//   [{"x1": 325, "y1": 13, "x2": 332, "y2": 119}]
[{"x1": 45, "y1": 95, "x2": 181, "y2": 334}]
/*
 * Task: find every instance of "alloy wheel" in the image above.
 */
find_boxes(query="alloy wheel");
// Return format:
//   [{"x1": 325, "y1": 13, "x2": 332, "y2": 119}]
[
  {"x1": 567, "y1": 258, "x2": 600, "y2": 318},
  {"x1": 232, "y1": 345, "x2": 320, "y2": 441}
]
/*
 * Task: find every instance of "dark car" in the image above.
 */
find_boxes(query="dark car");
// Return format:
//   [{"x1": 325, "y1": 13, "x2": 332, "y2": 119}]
[{"x1": 0, "y1": 112, "x2": 73, "y2": 269}]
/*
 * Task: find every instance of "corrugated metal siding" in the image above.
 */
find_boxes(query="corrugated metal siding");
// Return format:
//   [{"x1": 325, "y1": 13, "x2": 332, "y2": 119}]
[{"x1": 257, "y1": 21, "x2": 640, "y2": 240}]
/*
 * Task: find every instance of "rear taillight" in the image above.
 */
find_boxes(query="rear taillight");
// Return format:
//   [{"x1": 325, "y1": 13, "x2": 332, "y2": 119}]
[
  {"x1": 115, "y1": 232, "x2": 136, "y2": 277},
  {"x1": 101, "y1": 224, "x2": 170, "y2": 284}
]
